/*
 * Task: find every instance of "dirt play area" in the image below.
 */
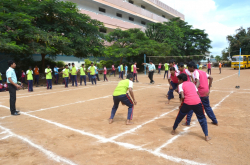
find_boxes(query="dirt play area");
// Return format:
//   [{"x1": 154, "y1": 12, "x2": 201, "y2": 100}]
[{"x1": 0, "y1": 68, "x2": 249, "y2": 165}]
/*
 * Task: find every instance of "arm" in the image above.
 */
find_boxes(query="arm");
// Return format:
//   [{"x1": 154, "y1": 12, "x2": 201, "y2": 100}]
[
  {"x1": 168, "y1": 78, "x2": 173, "y2": 89},
  {"x1": 195, "y1": 79, "x2": 200, "y2": 88},
  {"x1": 8, "y1": 78, "x2": 21, "y2": 89},
  {"x1": 180, "y1": 91, "x2": 184, "y2": 103},
  {"x1": 128, "y1": 88, "x2": 137, "y2": 105},
  {"x1": 208, "y1": 76, "x2": 213, "y2": 89}
]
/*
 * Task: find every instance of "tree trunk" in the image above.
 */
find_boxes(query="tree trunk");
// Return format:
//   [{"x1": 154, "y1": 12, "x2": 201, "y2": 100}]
[
  {"x1": 41, "y1": 53, "x2": 46, "y2": 72},
  {"x1": 120, "y1": 57, "x2": 123, "y2": 64}
]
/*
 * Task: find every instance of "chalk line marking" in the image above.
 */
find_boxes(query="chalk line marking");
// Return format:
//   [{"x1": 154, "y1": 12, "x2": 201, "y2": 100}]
[
  {"x1": 0, "y1": 125, "x2": 77, "y2": 165},
  {"x1": 12, "y1": 111, "x2": 204, "y2": 165},
  {"x1": 0, "y1": 86, "x2": 153, "y2": 119},
  {"x1": 0, "y1": 134, "x2": 13, "y2": 140},
  {"x1": 0, "y1": 83, "x2": 114, "y2": 100},
  {"x1": 154, "y1": 91, "x2": 234, "y2": 153},
  {"x1": 213, "y1": 73, "x2": 237, "y2": 83},
  {"x1": 109, "y1": 107, "x2": 179, "y2": 140}
]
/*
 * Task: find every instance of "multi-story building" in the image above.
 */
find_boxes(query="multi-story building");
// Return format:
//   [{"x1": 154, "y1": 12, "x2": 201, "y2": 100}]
[{"x1": 65, "y1": 0, "x2": 185, "y2": 33}]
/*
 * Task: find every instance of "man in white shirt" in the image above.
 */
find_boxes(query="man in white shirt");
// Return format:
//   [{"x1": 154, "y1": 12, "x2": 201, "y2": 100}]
[{"x1": 142, "y1": 61, "x2": 156, "y2": 84}]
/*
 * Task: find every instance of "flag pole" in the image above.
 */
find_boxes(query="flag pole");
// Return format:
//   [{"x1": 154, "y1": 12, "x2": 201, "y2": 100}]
[{"x1": 238, "y1": 48, "x2": 241, "y2": 77}]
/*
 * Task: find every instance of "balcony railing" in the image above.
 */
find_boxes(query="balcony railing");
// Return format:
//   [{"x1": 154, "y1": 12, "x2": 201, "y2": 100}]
[
  {"x1": 80, "y1": 9, "x2": 146, "y2": 31},
  {"x1": 96, "y1": 0, "x2": 169, "y2": 23}
]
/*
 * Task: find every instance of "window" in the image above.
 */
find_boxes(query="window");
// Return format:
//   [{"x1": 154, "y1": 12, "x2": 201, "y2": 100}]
[
  {"x1": 99, "y1": 7, "x2": 106, "y2": 13},
  {"x1": 129, "y1": 0, "x2": 134, "y2": 4},
  {"x1": 99, "y1": 28, "x2": 107, "y2": 33},
  {"x1": 162, "y1": 15, "x2": 165, "y2": 18},
  {"x1": 129, "y1": 17, "x2": 134, "y2": 21},
  {"x1": 244, "y1": 56, "x2": 247, "y2": 61},
  {"x1": 116, "y1": 13, "x2": 122, "y2": 18},
  {"x1": 141, "y1": 5, "x2": 145, "y2": 9},
  {"x1": 141, "y1": 21, "x2": 146, "y2": 25}
]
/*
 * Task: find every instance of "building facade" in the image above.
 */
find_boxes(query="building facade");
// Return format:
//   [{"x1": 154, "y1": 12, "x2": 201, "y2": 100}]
[{"x1": 64, "y1": 0, "x2": 184, "y2": 32}]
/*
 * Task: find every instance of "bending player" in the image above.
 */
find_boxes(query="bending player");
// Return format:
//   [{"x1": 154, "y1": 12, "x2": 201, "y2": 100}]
[
  {"x1": 183, "y1": 61, "x2": 218, "y2": 126},
  {"x1": 171, "y1": 73, "x2": 211, "y2": 141},
  {"x1": 166, "y1": 67, "x2": 179, "y2": 104},
  {"x1": 109, "y1": 73, "x2": 137, "y2": 125}
]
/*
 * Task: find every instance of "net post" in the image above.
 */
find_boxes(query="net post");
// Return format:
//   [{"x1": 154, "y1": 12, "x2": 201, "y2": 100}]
[{"x1": 144, "y1": 54, "x2": 146, "y2": 75}]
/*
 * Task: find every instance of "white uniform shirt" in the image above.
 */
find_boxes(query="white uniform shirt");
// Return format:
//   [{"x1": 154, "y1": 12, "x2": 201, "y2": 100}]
[
  {"x1": 26, "y1": 70, "x2": 33, "y2": 74},
  {"x1": 45, "y1": 69, "x2": 53, "y2": 73}
]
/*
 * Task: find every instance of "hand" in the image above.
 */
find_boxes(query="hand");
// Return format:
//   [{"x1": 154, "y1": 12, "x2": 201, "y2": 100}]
[
  {"x1": 16, "y1": 84, "x2": 21, "y2": 89},
  {"x1": 206, "y1": 90, "x2": 210, "y2": 96},
  {"x1": 170, "y1": 86, "x2": 173, "y2": 89},
  {"x1": 133, "y1": 100, "x2": 137, "y2": 105}
]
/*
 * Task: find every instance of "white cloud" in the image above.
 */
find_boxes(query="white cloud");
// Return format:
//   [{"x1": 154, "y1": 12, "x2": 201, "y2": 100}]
[{"x1": 161, "y1": 0, "x2": 249, "y2": 56}]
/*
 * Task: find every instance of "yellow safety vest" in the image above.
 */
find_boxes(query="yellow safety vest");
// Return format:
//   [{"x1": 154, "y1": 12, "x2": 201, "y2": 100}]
[
  {"x1": 27, "y1": 70, "x2": 33, "y2": 80},
  {"x1": 90, "y1": 66, "x2": 95, "y2": 75},
  {"x1": 46, "y1": 68, "x2": 52, "y2": 79},
  {"x1": 71, "y1": 67, "x2": 77, "y2": 75},
  {"x1": 63, "y1": 69, "x2": 69, "y2": 78},
  {"x1": 80, "y1": 67, "x2": 86, "y2": 76}
]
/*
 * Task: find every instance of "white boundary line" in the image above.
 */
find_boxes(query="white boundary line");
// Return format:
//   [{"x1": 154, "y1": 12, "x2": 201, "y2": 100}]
[
  {"x1": 213, "y1": 73, "x2": 237, "y2": 83},
  {"x1": 0, "y1": 134, "x2": 13, "y2": 140},
  {"x1": 19, "y1": 112, "x2": 205, "y2": 165},
  {"x1": 109, "y1": 107, "x2": 179, "y2": 140},
  {"x1": 0, "y1": 83, "x2": 114, "y2": 100},
  {"x1": 0, "y1": 125, "x2": 77, "y2": 165},
  {"x1": 154, "y1": 91, "x2": 234, "y2": 153}
]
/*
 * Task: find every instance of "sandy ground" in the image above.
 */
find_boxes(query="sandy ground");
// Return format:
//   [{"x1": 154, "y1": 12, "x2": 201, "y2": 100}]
[{"x1": 0, "y1": 67, "x2": 249, "y2": 165}]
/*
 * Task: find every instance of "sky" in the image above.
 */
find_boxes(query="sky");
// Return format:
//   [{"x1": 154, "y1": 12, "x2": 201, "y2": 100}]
[{"x1": 161, "y1": 0, "x2": 250, "y2": 56}]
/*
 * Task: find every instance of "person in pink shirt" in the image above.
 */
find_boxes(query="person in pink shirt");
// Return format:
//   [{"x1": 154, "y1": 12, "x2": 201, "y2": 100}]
[
  {"x1": 207, "y1": 61, "x2": 211, "y2": 75},
  {"x1": 183, "y1": 61, "x2": 218, "y2": 126},
  {"x1": 109, "y1": 63, "x2": 116, "y2": 77},
  {"x1": 133, "y1": 62, "x2": 139, "y2": 82},
  {"x1": 103, "y1": 65, "x2": 108, "y2": 82},
  {"x1": 166, "y1": 67, "x2": 179, "y2": 104},
  {"x1": 158, "y1": 63, "x2": 162, "y2": 74},
  {"x1": 171, "y1": 73, "x2": 211, "y2": 141},
  {"x1": 20, "y1": 70, "x2": 27, "y2": 85}
]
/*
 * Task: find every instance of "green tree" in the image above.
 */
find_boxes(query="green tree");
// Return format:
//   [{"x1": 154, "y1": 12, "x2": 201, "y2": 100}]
[
  {"x1": 105, "y1": 28, "x2": 171, "y2": 63},
  {"x1": 0, "y1": 0, "x2": 105, "y2": 71},
  {"x1": 226, "y1": 27, "x2": 250, "y2": 56},
  {"x1": 215, "y1": 55, "x2": 222, "y2": 62},
  {"x1": 145, "y1": 18, "x2": 212, "y2": 59}
]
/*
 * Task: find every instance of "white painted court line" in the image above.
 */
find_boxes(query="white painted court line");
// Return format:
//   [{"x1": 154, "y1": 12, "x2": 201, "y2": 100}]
[
  {"x1": 154, "y1": 91, "x2": 234, "y2": 153},
  {"x1": 0, "y1": 86, "x2": 152, "y2": 119},
  {"x1": 0, "y1": 83, "x2": 114, "y2": 100},
  {"x1": 109, "y1": 107, "x2": 179, "y2": 140},
  {"x1": 0, "y1": 125, "x2": 77, "y2": 165},
  {"x1": 213, "y1": 73, "x2": 237, "y2": 83},
  {"x1": 0, "y1": 134, "x2": 13, "y2": 140},
  {"x1": 14, "y1": 112, "x2": 205, "y2": 165}
]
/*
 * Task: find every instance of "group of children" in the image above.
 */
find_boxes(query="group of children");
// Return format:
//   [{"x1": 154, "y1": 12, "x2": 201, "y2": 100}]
[{"x1": 109, "y1": 59, "x2": 218, "y2": 141}]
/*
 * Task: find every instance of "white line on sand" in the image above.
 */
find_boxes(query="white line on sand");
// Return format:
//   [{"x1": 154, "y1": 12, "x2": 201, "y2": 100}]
[
  {"x1": 0, "y1": 125, "x2": 77, "y2": 165},
  {"x1": 213, "y1": 73, "x2": 237, "y2": 83},
  {"x1": 154, "y1": 91, "x2": 234, "y2": 153},
  {"x1": 109, "y1": 107, "x2": 179, "y2": 140},
  {"x1": 0, "y1": 134, "x2": 13, "y2": 140},
  {"x1": 0, "y1": 86, "x2": 152, "y2": 119},
  {"x1": 17, "y1": 112, "x2": 205, "y2": 165},
  {"x1": 0, "y1": 83, "x2": 113, "y2": 100}
]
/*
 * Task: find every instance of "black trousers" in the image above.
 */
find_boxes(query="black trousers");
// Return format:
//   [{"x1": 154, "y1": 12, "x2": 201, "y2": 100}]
[
  {"x1": 8, "y1": 83, "x2": 16, "y2": 114},
  {"x1": 148, "y1": 71, "x2": 154, "y2": 83}
]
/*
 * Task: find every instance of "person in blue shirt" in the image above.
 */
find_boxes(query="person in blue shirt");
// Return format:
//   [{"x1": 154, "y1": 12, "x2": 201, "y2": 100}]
[
  {"x1": 95, "y1": 64, "x2": 100, "y2": 81},
  {"x1": 125, "y1": 64, "x2": 128, "y2": 77},
  {"x1": 197, "y1": 63, "x2": 199, "y2": 70},
  {"x1": 142, "y1": 61, "x2": 156, "y2": 84},
  {"x1": 6, "y1": 60, "x2": 22, "y2": 115}
]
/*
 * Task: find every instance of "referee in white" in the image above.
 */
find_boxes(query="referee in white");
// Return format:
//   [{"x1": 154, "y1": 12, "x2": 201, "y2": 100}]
[
  {"x1": 142, "y1": 61, "x2": 156, "y2": 84},
  {"x1": 6, "y1": 60, "x2": 21, "y2": 115}
]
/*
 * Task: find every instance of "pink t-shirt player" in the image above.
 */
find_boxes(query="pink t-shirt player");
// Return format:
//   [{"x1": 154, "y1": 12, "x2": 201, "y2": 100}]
[{"x1": 179, "y1": 81, "x2": 201, "y2": 105}]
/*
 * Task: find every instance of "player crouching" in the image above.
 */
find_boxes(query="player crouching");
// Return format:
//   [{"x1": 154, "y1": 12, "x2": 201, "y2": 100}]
[
  {"x1": 171, "y1": 73, "x2": 211, "y2": 141},
  {"x1": 109, "y1": 74, "x2": 137, "y2": 125}
]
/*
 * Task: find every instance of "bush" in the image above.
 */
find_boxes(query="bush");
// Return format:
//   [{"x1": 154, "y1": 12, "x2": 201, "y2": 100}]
[{"x1": 56, "y1": 61, "x2": 65, "y2": 67}]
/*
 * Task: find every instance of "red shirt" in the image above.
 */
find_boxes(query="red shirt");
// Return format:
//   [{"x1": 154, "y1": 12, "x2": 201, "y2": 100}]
[
  {"x1": 179, "y1": 82, "x2": 201, "y2": 105},
  {"x1": 169, "y1": 72, "x2": 179, "y2": 83}
]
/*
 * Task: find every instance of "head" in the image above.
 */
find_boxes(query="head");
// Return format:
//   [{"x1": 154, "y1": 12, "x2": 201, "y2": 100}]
[
  {"x1": 134, "y1": 62, "x2": 137, "y2": 65},
  {"x1": 22, "y1": 70, "x2": 24, "y2": 72},
  {"x1": 208, "y1": 61, "x2": 210, "y2": 63},
  {"x1": 8, "y1": 60, "x2": 16, "y2": 68},
  {"x1": 95, "y1": 64, "x2": 97, "y2": 66},
  {"x1": 35, "y1": 65, "x2": 38, "y2": 68},
  {"x1": 187, "y1": 61, "x2": 196, "y2": 72},
  {"x1": 172, "y1": 59, "x2": 175, "y2": 65},
  {"x1": 198, "y1": 62, "x2": 200, "y2": 65},
  {"x1": 82, "y1": 64, "x2": 84, "y2": 67},
  {"x1": 65, "y1": 65, "x2": 68, "y2": 69},
  {"x1": 126, "y1": 73, "x2": 133, "y2": 81},
  {"x1": 47, "y1": 65, "x2": 50, "y2": 68},
  {"x1": 91, "y1": 62, "x2": 93, "y2": 66},
  {"x1": 177, "y1": 73, "x2": 187, "y2": 84},
  {"x1": 72, "y1": 63, "x2": 75, "y2": 67},
  {"x1": 149, "y1": 60, "x2": 153, "y2": 64},
  {"x1": 104, "y1": 65, "x2": 106, "y2": 67},
  {"x1": 29, "y1": 66, "x2": 32, "y2": 70},
  {"x1": 178, "y1": 62, "x2": 184, "y2": 72},
  {"x1": 169, "y1": 67, "x2": 175, "y2": 74},
  {"x1": 169, "y1": 60, "x2": 174, "y2": 67},
  {"x1": 68, "y1": 63, "x2": 71, "y2": 66},
  {"x1": 125, "y1": 64, "x2": 127, "y2": 66},
  {"x1": 55, "y1": 65, "x2": 57, "y2": 68}
]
